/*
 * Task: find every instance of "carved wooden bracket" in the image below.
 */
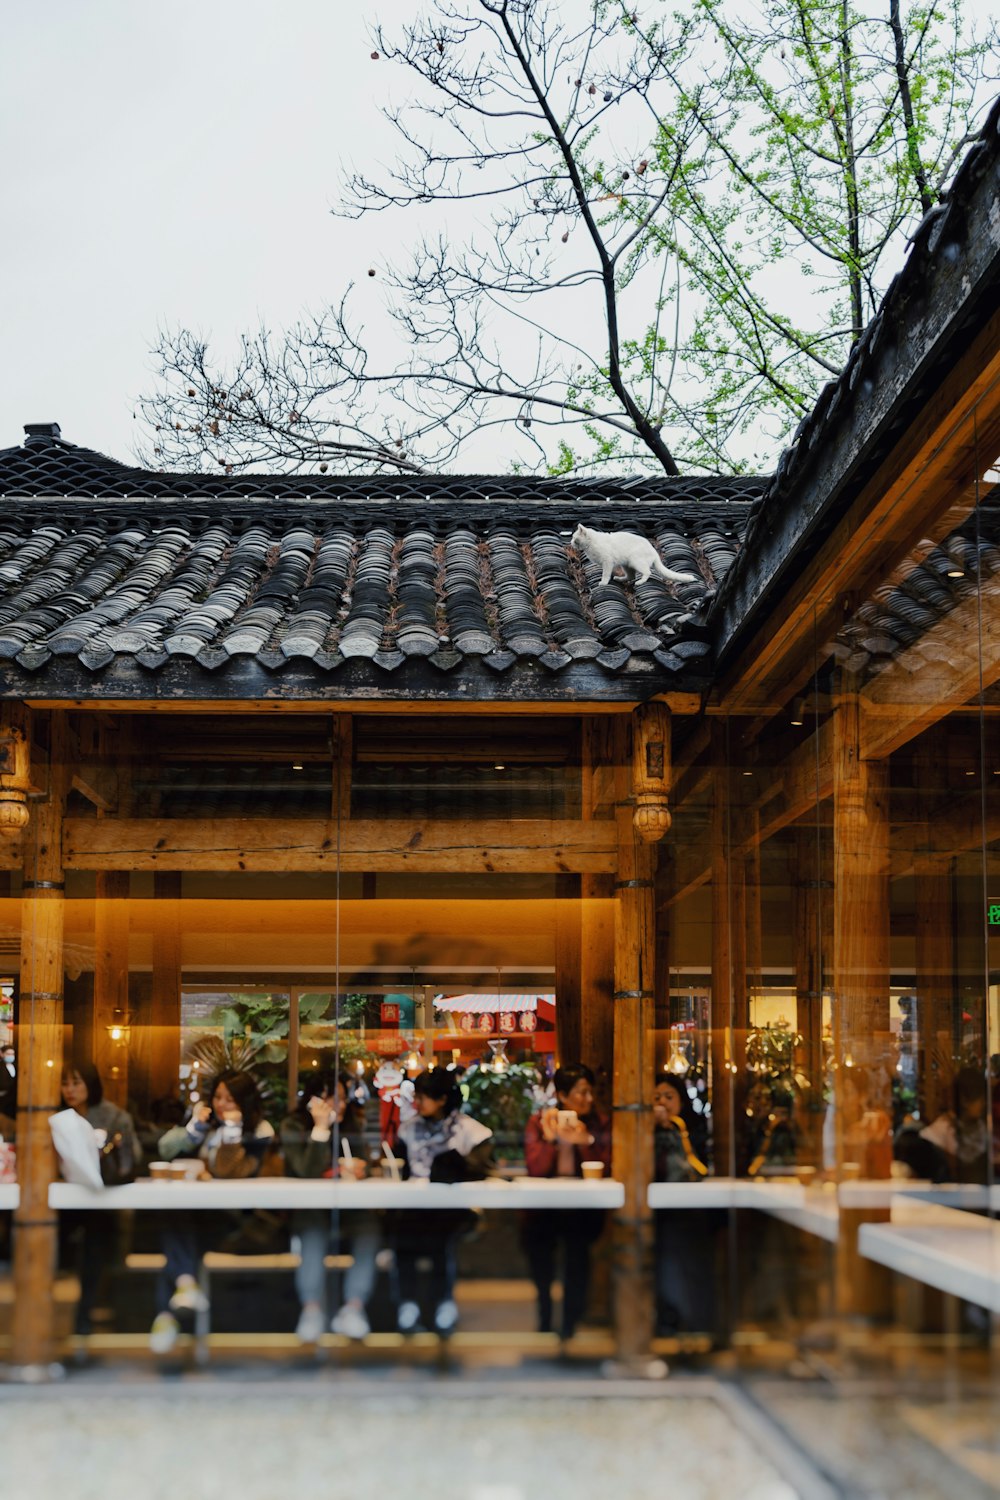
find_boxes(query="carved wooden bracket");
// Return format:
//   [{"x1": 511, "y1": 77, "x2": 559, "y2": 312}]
[
  {"x1": 0, "y1": 703, "x2": 31, "y2": 831},
  {"x1": 632, "y1": 701, "x2": 671, "y2": 842}
]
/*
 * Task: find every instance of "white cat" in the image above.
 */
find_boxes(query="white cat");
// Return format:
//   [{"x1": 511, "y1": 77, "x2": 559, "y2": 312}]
[{"x1": 571, "y1": 523, "x2": 697, "y2": 587}]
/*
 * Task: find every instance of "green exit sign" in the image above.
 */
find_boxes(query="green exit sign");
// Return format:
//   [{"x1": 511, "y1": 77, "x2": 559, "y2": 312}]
[{"x1": 989, "y1": 901, "x2": 1000, "y2": 930}]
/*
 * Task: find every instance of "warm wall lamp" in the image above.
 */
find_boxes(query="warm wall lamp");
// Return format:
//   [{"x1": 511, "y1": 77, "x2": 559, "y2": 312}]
[{"x1": 105, "y1": 1008, "x2": 131, "y2": 1046}]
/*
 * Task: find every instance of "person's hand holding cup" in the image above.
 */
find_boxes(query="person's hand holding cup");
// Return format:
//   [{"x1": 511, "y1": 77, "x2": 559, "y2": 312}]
[
  {"x1": 191, "y1": 1102, "x2": 212, "y2": 1127},
  {"x1": 340, "y1": 1156, "x2": 367, "y2": 1180},
  {"x1": 555, "y1": 1108, "x2": 589, "y2": 1145},
  {"x1": 307, "y1": 1094, "x2": 336, "y2": 1132}
]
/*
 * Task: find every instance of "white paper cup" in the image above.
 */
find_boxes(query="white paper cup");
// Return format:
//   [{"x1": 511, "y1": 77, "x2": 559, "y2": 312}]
[{"x1": 580, "y1": 1160, "x2": 605, "y2": 1181}]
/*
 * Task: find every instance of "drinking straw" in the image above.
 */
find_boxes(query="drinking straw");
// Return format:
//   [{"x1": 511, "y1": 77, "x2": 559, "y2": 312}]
[
  {"x1": 341, "y1": 1137, "x2": 353, "y2": 1160},
  {"x1": 382, "y1": 1140, "x2": 399, "y2": 1179}
]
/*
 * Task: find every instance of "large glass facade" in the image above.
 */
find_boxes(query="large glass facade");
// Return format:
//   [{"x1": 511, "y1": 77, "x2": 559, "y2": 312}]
[{"x1": 0, "y1": 390, "x2": 996, "y2": 1482}]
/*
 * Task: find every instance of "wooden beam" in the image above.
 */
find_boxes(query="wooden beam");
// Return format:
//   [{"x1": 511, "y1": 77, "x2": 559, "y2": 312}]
[
  {"x1": 70, "y1": 763, "x2": 118, "y2": 812},
  {"x1": 62, "y1": 818, "x2": 617, "y2": 874},
  {"x1": 553, "y1": 873, "x2": 582, "y2": 1068},
  {"x1": 26, "y1": 696, "x2": 701, "y2": 716},
  {"x1": 717, "y1": 304, "x2": 1000, "y2": 714},
  {"x1": 860, "y1": 586, "x2": 1000, "y2": 762},
  {"x1": 709, "y1": 729, "x2": 748, "y2": 1177},
  {"x1": 12, "y1": 711, "x2": 69, "y2": 1372}
]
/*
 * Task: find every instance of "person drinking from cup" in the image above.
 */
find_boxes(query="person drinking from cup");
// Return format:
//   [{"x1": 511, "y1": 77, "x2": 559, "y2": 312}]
[
  {"x1": 149, "y1": 1068, "x2": 275, "y2": 1354},
  {"x1": 280, "y1": 1070, "x2": 379, "y2": 1344},
  {"x1": 521, "y1": 1062, "x2": 611, "y2": 1343}
]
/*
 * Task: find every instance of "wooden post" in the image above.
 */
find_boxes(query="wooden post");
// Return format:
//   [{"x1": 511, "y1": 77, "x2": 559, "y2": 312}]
[
  {"x1": 832, "y1": 679, "x2": 892, "y2": 1328},
  {"x1": 832, "y1": 682, "x2": 891, "y2": 1075},
  {"x1": 709, "y1": 726, "x2": 748, "y2": 1176},
  {"x1": 91, "y1": 871, "x2": 130, "y2": 1107},
  {"x1": 553, "y1": 874, "x2": 582, "y2": 1066},
  {"x1": 580, "y1": 874, "x2": 615, "y2": 1100},
  {"x1": 580, "y1": 718, "x2": 615, "y2": 1099},
  {"x1": 149, "y1": 871, "x2": 182, "y2": 1101},
  {"x1": 792, "y1": 830, "x2": 826, "y2": 1159},
  {"x1": 11, "y1": 711, "x2": 69, "y2": 1374},
  {"x1": 610, "y1": 713, "x2": 658, "y2": 1371}
]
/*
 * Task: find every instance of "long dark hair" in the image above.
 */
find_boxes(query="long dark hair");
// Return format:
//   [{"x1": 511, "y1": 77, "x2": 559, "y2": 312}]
[
  {"x1": 413, "y1": 1067, "x2": 462, "y2": 1118},
  {"x1": 553, "y1": 1062, "x2": 595, "y2": 1106},
  {"x1": 293, "y1": 1069, "x2": 364, "y2": 1132},
  {"x1": 61, "y1": 1059, "x2": 103, "y2": 1106},
  {"x1": 209, "y1": 1069, "x2": 264, "y2": 1132}
]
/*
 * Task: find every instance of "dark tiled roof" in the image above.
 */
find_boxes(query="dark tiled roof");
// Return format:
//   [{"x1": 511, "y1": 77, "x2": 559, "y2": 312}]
[
  {"x1": 713, "y1": 95, "x2": 1000, "y2": 661},
  {"x1": 0, "y1": 433, "x2": 762, "y2": 701},
  {"x1": 833, "y1": 489, "x2": 1000, "y2": 681}
]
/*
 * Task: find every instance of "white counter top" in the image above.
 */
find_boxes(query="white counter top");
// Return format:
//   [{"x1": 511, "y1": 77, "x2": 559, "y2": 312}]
[
  {"x1": 859, "y1": 1219, "x2": 1000, "y2": 1311},
  {"x1": 648, "y1": 1178, "x2": 839, "y2": 1240},
  {"x1": 49, "y1": 1176, "x2": 624, "y2": 1211},
  {"x1": 0, "y1": 1184, "x2": 18, "y2": 1210}
]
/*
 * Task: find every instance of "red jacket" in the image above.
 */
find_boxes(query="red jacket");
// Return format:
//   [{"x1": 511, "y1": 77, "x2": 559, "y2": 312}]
[{"x1": 524, "y1": 1110, "x2": 611, "y2": 1178}]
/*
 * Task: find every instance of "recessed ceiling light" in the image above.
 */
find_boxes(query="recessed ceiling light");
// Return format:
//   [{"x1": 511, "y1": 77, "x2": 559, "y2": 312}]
[
  {"x1": 947, "y1": 569, "x2": 964, "y2": 578},
  {"x1": 494, "y1": 763, "x2": 506, "y2": 771},
  {"x1": 291, "y1": 763, "x2": 304, "y2": 771}
]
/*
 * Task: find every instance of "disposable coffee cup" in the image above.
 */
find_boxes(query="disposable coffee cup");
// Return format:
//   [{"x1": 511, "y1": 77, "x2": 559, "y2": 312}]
[
  {"x1": 149, "y1": 1162, "x2": 171, "y2": 1181},
  {"x1": 168, "y1": 1161, "x2": 189, "y2": 1181},
  {"x1": 580, "y1": 1161, "x2": 605, "y2": 1181},
  {"x1": 796, "y1": 1166, "x2": 817, "y2": 1186},
  {"x1": 840, "y1": 1162, "x2": 862, "y2": 1181}
]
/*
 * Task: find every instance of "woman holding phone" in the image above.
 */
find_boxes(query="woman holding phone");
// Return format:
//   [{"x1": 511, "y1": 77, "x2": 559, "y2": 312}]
[{"x1": 521, "y1": 1062, "x2": 611, "y2": 1343}]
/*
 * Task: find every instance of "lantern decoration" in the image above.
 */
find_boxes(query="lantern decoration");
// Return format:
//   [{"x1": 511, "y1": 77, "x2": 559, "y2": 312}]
[
  {"x1": 632, "y1": 700, "x2": 671, "y2": 843},
  {"x1": 459, "y1": 1012, "x2": 477, "y2": 1034},
  {"x1": 520, "y1": 1010, "x2": 537, "y2": 1034},
  {"x1": 475, "y1": 1013, "x2": 494, "y2": 1035},
  {"x1": 487, "y1": 1038, "x2": 509, "y2": 1074},
  {"x1": 664, "y1": 1026, "x2": 690, "y2": 1077},
  {"x1": 498, "y1": 1011, "x2": 517, "y2": 1034}
]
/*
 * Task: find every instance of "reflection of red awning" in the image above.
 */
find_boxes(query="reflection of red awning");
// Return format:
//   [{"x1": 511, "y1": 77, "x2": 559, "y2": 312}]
[{"x1": 433, "y1": 993, "x2": 555, "y2": 1014}]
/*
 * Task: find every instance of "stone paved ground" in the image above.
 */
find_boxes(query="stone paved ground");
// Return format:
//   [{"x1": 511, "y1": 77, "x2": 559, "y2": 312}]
[{"x1": 0, "y1": 1386, "x2": 804, "y2": 1500}]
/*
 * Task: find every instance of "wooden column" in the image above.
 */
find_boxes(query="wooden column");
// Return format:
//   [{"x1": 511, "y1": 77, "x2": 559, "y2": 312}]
[
  {"x1": 610, "y1": 712, "x2": 658, "y2": 1368},
  {"x1": 709, "y1": 725, "x2": 748, "y2": 1176},
  {"x1": 792, "y1": 830, "x2": 826, "y2": 1157},
  {"x1": 553, "y1": 873, "x2": 582, "y2": 1066},
  {"x1": 149, "y1": 871, "x2": 182, "y2": 1101},
  {"x1": 832, "y1": 684, "x2": 891, "y2": 1070},
  {"x1": 12, "y1": 711, "x2": 69, "y2": 1373},
  {"x1": 580, "y1": 874, "x2": 615, "y2": 1104},
  {"x1": 832, "y1": 681, "x2": 892, "y2": 1327},
  {"x1": 580, "y1": 718, "x2": 615, "y2": 1096},
  {"x1": 91, "y1": 871, "x2": 130, "y2": 1107}
]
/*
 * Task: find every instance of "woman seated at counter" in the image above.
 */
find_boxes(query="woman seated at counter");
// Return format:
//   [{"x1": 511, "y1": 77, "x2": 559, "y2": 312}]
[
  {"x1": 59, "y1": 1060, "x2": 142, "y2": 1335},
  {"x1": 392, "y1": 1067, "x2": 494, "y2": 1336},
  {"x1": 280, "y1": 1070, "x2": 379, "y2": 1344},
  {"x1": 149, "y1": 1068, "x2": 274, "y2": 1354},
  {"x1": 521, "y1": 1062, "x2": 611, "y2": 1343},
  {"x1": 652, "y1": 1075, "x2": 716, "y2": 1339}
]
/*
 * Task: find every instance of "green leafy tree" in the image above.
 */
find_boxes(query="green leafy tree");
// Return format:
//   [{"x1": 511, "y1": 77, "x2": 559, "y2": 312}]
[{"x1": 139, "y1": 0, "x2": 997, "y2": 477}]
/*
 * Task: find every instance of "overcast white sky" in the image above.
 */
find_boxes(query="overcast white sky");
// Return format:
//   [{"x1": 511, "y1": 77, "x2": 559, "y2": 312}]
[
  {"x1": 0, "y1": 2, "x2": 406, "y2": 464},
  {"x1": 1, "y1": 1, "x2": 997, "y2": 472}
]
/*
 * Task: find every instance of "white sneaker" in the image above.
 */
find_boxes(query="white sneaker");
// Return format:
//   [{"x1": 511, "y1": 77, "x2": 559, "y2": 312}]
[
  {"x1": 433, "y1": 1298, "x2": 459, "y2": 1335},
  {"x1": 150, "y1": 1311, "x2": 180, "y2": 1354},
  {"x1": 169, "y1": 1274, "x2": 209, "y2": 1314},
  {"x1": 295, "y1": 1303, "x2": 326, "y2": 1344},
  {"x1": 331, "y1": 1303, "x2": 370, "y2": 1341},
  {"x1": 397, "y1": 1300, "x2": 421, "y2": 1334}
]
